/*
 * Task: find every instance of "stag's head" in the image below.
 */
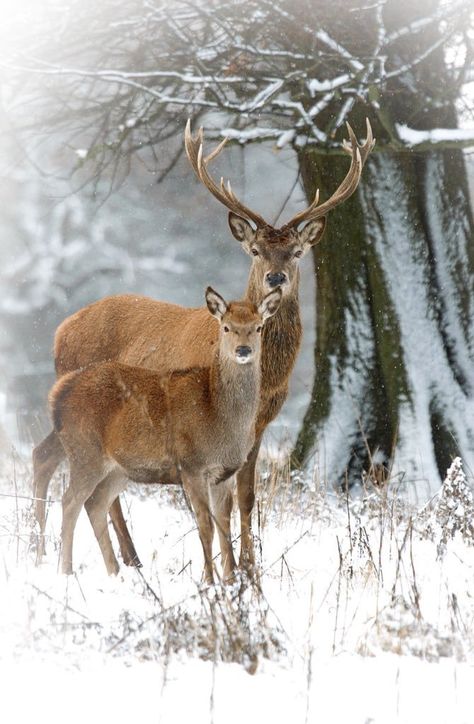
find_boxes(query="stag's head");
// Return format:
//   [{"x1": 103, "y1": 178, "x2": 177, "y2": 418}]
[
  {"x1": 185, "y1": 120, "x2": 375, "y2": 298},
  {"x1": 205, "y1": 286, "x2": 282, "y2": 365}
]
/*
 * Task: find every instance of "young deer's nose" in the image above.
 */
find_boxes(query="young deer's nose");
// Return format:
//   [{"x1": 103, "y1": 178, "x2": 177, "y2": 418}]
[
  {"x1": 266, "y1": 272, "x2": 287, "y2": 288},
  {"x1": 236, "y1": 345, "x2": 252, "y2": 359}
]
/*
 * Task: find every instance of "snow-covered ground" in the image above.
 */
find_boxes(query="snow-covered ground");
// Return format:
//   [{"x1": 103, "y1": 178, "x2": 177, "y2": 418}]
[{"x1": 1, "y1": 453, "x2": 474, "y2": 724}]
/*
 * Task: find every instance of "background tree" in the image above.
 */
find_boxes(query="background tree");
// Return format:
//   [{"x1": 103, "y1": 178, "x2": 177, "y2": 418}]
[{"x1": 1, "y1": 0, "x2": 474, "y2": 487}]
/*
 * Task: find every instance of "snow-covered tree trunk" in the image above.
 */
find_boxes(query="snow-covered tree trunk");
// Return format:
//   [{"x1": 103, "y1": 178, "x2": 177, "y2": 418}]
[{"x1": 293, "y1": 143, "x2": 474, "y2": 488}]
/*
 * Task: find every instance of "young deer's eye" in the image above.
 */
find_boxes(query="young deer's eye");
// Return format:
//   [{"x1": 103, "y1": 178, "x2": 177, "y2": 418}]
[
  {"x1": 294, "y1": 250, "x2": 303, "y2": 259},
  {"x1": 223, "y1": 325, "x2": 230, "y2": 333},
  {"x1": 251, "y1": 249, "x2": 259, "y2": 257},
  {"x1": 256, "y1": 326, "x2": 263, "y2": 333}
]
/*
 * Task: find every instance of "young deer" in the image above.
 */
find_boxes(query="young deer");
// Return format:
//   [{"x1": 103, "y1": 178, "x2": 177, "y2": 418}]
[
  {"x1": 34, "y1": 119, "x2": 374, "y2": 572},
  {"x1": 50, "y1": 287, "x2": 281, "y2": 580}
]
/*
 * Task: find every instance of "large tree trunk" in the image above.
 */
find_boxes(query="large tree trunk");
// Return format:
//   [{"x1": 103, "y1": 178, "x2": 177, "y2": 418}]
[{"x1": 292, "y1": 0, "x2": 474, "y2": 490}]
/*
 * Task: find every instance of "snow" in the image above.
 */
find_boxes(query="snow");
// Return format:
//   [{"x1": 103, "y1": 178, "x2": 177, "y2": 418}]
[
  {"x1": 240, "y1": 79, "x2": 285, "y2": 113},
  {"x1": 276, "y1": 129, "x2": 296, "y2": 149},
  {"x1": 2, "y1": 455, "x2": 474, "y2": 724},
  {"x1": 314, "y1": 292, "x2": 376, "y2": 485},
  {"x1": 220, "y1": 127, "x2": 285, "y2": 143},
  {"x1": 358, "y1": 154, "x2": 474, "y2": 490},
  {"x1": 306, "y1": 75, "x2": 351, "y2": 95},
  {"x1": 396, "y1": 124, "x2": 474, "y2": 147}
]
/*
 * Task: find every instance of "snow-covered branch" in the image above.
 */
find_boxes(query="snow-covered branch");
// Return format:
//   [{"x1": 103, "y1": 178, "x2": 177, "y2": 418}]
[
  {"x1": 2, "y1": 0, "x2": 473, "y2": 183},
  {"x1": 396, "y1": 124, "x2": 474, "y2": 149}
]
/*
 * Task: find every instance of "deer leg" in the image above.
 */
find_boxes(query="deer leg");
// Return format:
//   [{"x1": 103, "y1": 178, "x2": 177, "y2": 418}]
[
  {"x1": 108, "y1": 497, "x2": 142, "y2": 568},
  {"x1": 236, "y1": 435, "x2": 262, "y2": 573},
  {"x1": 60, "y1": 460, "x2": 105, "y2": 575},
  {"x1": 182, "y1": 473, "x2": 215, "y2": 584},
  {"x1": 32, "y1": 430, "x2": 65, "y2": 562},
  {"x1": 85, "y1": 472, "x2": 128, "y2": 576},
  {"x1": 210, "y1": 478, "x2": 236, "y2": 582}
]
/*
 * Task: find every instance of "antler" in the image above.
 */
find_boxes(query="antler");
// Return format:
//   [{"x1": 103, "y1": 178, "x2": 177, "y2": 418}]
[
  {"x1": 185, "y1": 120, "x2": 268, "y2": 228},
  {"x1": 283, "y1": 118, "x2": 375, "y2": 229}
]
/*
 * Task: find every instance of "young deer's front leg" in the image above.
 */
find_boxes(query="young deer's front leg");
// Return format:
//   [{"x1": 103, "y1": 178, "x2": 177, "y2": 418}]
[
  {"x1": 182, "y1": 473, "x2": 215, "y2": 584},
  {"x1": 210, "y1": 478, "x2": 236, "y2": 582}
]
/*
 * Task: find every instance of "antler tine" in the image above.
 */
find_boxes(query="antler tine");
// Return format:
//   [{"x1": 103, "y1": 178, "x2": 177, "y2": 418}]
[
  {"x1": 343, "y1": 119, "x2": 375, "y2": 167},
  {"x1": 284, "y1": 118, "x2": 374, "y2": 228},
  {"x1": 224, "y1": 179, "x2": 240, "y2": 204},
  {"x1": 184, "y1": 119, "x2": 267, "y2": 227},
  {"x1": 204, "y1": 136, "x2": 228, "y2": 164}
]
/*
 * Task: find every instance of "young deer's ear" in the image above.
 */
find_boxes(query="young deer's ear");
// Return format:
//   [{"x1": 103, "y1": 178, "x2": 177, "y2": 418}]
[
  {"x1": 228, "y1": 213, "x2": 256, "y2": 246},
  {"x1": 258, "y1": 287, "x2": 282, "y2": 321},
  {"x1": 298, "y1": 217, "x2": 327, "y2": 249},
  {"x1": 205, "y1": 287, "x2": 228, "y2": 320}
]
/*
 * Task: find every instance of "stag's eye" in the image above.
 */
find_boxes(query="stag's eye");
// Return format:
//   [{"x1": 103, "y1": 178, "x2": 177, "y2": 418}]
[
  {"x1": 294, "y1": 249, "x2": 303, "y2": 259},
  {"x1": 223, "y1": 325, "x2": 230, "y2": 333},
  {"x1": 251, "y1": 248, "x2": 259, "y2": 257},
  {"x1": 256, "y1": 326, "x2": 263, "y2": 333}
]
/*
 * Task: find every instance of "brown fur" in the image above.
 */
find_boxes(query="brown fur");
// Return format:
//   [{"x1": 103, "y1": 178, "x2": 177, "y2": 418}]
[{"x1": 51, "y1": 291, "x2": 281, "y2": 580}]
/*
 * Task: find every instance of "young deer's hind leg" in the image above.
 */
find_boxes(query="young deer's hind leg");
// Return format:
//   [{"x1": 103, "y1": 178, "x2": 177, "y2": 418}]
[
  {"x1": 182, "y1": 473, "x2": 215, "y2": 584},
  {"x1": 60, "y1": 460, "x2": 106, "y2": 575},
  {"x1": 210, "y1": 478, "x2": 236, "y2": 582},
  {"x1": 32, "y1": 430, "x2": 65, "y2": 562},
  {"x1": 85, "y1": 471, "x2": 128, "y2": 576}
]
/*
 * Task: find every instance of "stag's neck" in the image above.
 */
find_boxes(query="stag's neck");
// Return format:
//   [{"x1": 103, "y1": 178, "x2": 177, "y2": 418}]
[
  {"x1": 246, "y1": 272, "x2": 302, "y2": 391},
  {"x1": 210, "y1": 351, "x2": 260, "y2": 429}
]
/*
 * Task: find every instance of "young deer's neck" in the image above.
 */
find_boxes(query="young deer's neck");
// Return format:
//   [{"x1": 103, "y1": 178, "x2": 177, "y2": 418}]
[{"x1": 210, "y1": 348, "x2": 260, "y2": 426}]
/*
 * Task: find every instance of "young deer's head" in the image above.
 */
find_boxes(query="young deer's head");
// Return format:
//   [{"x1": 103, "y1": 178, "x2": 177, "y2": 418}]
[
  {"x1": 205, "y1": 287, "x2": 282, "y2": 365},
  {"x1": 186, "y1": 120, "x2": 375, "y2": 299}
]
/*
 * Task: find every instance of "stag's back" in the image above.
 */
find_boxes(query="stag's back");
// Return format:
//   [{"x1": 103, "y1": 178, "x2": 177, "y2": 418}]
[{"x1": 54, "y1": 294, "x2": 219, "y2": 377}]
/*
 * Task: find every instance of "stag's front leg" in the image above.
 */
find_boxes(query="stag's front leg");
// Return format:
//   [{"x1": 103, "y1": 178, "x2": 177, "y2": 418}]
[
  {"x1": 108, "y1": 496, "x2": 142, "y2": 567},
  {"x1": 182, "y1": 473, "x2": 215, "y2": 584},
  {"x1": 85, "y1": 471, "x2": 128, "y2": 576},
  {"x1": 236, "y1": 436, "x2": 262, "y2": 574}
]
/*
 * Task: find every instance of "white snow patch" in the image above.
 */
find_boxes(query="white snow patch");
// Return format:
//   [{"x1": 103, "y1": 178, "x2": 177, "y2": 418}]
[{"x1": 3, "y1": 455, "x2": 474, "y2": 723}]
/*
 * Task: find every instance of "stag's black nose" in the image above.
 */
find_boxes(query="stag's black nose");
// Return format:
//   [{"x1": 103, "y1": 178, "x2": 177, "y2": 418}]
[
  {"x1": 266, "y1": 272, "x2": 287, "y2": 288},
  {"x1": 236, "y1": 345, "x2": 252, "y2": 358}
]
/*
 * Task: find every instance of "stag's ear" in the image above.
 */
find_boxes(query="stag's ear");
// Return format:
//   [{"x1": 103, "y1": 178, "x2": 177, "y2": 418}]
[
  {"x1": 258, "y1": 287, "x2": 282, "y2": 321},
  {"x1": 298, "y1": 217, "x2": 326, "y2": 249},
  {"x1": 205, "y1": 287, "x2": 228, "y2": 320},
  {"x1": 228, "y1": 213, "x2": 256, "y2": 246}
]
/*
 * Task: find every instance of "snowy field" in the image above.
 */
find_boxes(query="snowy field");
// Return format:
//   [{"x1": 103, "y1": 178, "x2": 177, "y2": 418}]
[{"x1": 1, "y1": 452, "x2": 474, "y2": 724}]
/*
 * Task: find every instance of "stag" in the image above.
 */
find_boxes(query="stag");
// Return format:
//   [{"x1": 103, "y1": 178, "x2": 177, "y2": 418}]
[
  {"x1": 51, "y1": 288, "x2": 281, "y2": 579},
  {"x1": 34, "y1": 119, "x2": 375, "y2": 572}
]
